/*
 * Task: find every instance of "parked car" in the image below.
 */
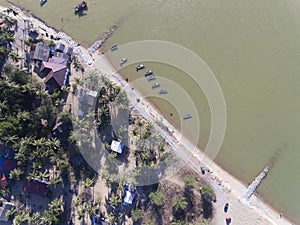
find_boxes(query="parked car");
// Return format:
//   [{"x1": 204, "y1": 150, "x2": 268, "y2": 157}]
[{"x1": 224, "y1": 203, "x2": 229, "y2": 213}]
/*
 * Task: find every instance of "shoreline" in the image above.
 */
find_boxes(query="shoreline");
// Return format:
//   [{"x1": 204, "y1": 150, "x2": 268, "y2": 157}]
[
  {"x1": 96, "y1": 55, "x2": 293, "y2": 225},
  {"x1": 0, "y1": 4, "x2": 294, "y2": 224}
]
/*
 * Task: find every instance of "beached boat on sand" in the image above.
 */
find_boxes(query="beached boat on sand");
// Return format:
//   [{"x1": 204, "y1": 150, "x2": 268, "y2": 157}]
[
  {"x1": 152, "y1": 82, "x2": 160, "y2": 89},
  {"x1": 75, "y1": 1, "x2": 87, "y2": 13},
  {"x1": 183, "y1": 114, "x2": 192, "y2": 120}
]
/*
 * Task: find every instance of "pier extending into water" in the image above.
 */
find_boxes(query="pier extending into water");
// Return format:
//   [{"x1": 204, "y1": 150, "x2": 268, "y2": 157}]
[{"x1": 239, "y1": 150, "x2": 281, "y2": 206}]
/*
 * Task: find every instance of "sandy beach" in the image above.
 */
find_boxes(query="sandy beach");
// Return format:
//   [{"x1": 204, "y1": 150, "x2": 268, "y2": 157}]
[{"x1": 0, "y1": 4, "x2": 294, "y2": 225}]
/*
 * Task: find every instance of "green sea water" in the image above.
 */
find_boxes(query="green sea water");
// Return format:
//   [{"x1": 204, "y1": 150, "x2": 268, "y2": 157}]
[{"x1": 2, "y1": 0, "x2": 300, "y2": 223}]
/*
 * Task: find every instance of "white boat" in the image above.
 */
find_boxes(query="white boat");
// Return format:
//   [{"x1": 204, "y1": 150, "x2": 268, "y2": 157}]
[
  {"x1": 111, "y1": 44, "x2": 117, "y2": 51},
  {"x1": 147, "y1": 75, "x2": 156, "y2": 81},
  {"x1": 183, "y1": 114, "x2": 192, "y2": 119},
  {"x1": 136, "y1": 64, "x2": 145, "y2": 71},
  {"x1": 120, "y1": 57, "x2": 127, "y2": 66},
  {"x1": 159, "y1": 89, "x2": 168, "y2": 94},
  {"x1": 145, "y1": 70, "x2": 153, "y2": 76},
  {"x1": 152, "y1": 82, "x2": 160, "y2": 88},
  {"x1": 40, "y1": 0, "x2": 47, "y2": 6}
]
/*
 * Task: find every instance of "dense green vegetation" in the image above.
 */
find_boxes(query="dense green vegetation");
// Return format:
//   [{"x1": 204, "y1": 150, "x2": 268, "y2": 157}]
[{"x1": 0, "y1": 15, "x2": 16, "y2": 68}]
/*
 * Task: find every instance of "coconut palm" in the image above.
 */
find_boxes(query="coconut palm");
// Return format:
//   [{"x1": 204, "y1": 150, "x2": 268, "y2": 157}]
[
  {"x1": 183, "y1": 174, "x2": 196, "y2": 189},
  {"x1": 171, "y1": 220, "x2": 187, "y2": 225},
  {"x1": 9, "y1": 168, "x2": 23, "y2": 180},
  {"x1": 13, "y1": 212, "x2": 30, "y2": 225},
  {"x1": 149, "y1": 191, "x2": 165, "y2": 207},
  {"x1": 172, "y1": 195, "x2": 188, "y2": 211},
  {"x1": 131, "y1": 209, "x2": 142, "y2": 222},
  {"x1": 98, "y1": 106, "x2": 109, "y2": 118},
  {"x1": 107, "y1": 212, "x2": 120, "y2": 224},
  {"x1": 82, "y1": 177, "x2": 95, "y2": 190},
  {"x1": 9, "y1": 52, "x2": 21, "y2": 63},
  {"x1": 131, "y1": 128, "x2": 138, "y2": 137},
  {"x1": 109, "y1": 193, "x2": 121, "y2": 207},
  {"x1": 73, "y1": 77, "x2": 83, "y2": 86},
  {"x1": 103, "y1": 142, "x2": 110, "y2": 150},
  {"x1": 48, "y1": 198, "x2": 63, "y2": 217},
  {"x1": 200, "y1": 185, "x2": 215, "y2": 202},
  {"x1": 29, "y1": 212, "x2": 41, "y2": 224},
  {"x1": 73, "y1": 60, "x2": 82, "y2": 71}
]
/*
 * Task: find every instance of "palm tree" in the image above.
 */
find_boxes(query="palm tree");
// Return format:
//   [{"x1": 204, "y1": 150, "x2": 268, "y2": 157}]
[
  {"x1": 73, "y1": 60, "x2": 82, "y2": 71},
  {"x1": 172, "y1": 195, "x2": 188, "y2": 211},
  {"x1": 131, "y1": 208, "x2": 142, "y2": 222},
  {"x1": 29, "y1": 212, "x2": 41, "y2": 224},
  {"x1": 171, "y1": 220, "x2": 187, "y2": 225},
  {"x1": 9, "y1": 168, "x2": 23, "y2": 180},
  {"x1": 183, "y1": 174, "x2": 196, "y2": 189},
  {"x1": 13, "y1": 212, "x2": 30, "y2": 225},
  {"x1": 98, "y1": 106, "x2": 109, "y2": 118},
  {"x1": 9, "y1": 52, "x2": 21, "y2": 63},
  {"x1": 149, "y1": 191, "x2": 165, "y2": 207},
  {"x1": 200, "y1": 185, "x2": 215, "y2": 202},
  {"x1": 103, "y1": 142, "x2": 110, "y2": 150},
  {"x1": 48, "y1": 198, "x2": 63, "y2": 216},
  {"x1": 131, "y1": 128, "x2": 138, "y2": 137},
  {"x1": 135, "y1": 118, "x2": 143, "y2": 127},
  {"x1": 109, "y1": 193, "x2": 121, "y2": 207},
  {"x1": 107, "y1": 212, "x2": 120, "y2": 224},
  {"x1": 47, "y1": 40, "x2": 56, "y2": 47},
  {"x1": 82, "y1": 177, "x2": 95, "y2": 190},
  {"x1": 73, "y1": 77, "x2": 83, "y2": 86}
]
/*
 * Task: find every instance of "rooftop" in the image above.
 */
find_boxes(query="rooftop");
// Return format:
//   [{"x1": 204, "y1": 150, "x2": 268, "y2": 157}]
[
  {"x1": 32, "y1": 42, "x2": 50, "y2": 62},
  {"x1": 110, "y1": 140, "x2": 124, "y2": 154}
]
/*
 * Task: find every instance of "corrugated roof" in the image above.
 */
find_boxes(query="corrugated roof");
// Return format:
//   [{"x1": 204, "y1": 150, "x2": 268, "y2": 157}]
[
  {"x1": 33, "y1": 43, "x2": 50, "y2": 61},
  {"x1": 23, "y1": 179, "x2": 49, "y2": 197},
  {"x1": 41, "y1": 61, "x2": 67, "y2": 89},
  {"x1": 48, "y1": 56, "x2": 67, "y2": 66}
]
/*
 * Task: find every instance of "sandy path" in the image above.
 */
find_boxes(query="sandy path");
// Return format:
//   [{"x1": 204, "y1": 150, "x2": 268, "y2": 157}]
[{"x1": 0, "y1": 4, "x2": 294, "y2": 225}]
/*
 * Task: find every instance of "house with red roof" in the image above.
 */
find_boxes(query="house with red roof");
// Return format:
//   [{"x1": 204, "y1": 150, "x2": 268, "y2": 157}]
[
  {"x1": 23, "y1": 179, "x2": 50, "y2": 197},
  {"x1": 41, "y1": 61, "x2": 69, "y2": 90}
]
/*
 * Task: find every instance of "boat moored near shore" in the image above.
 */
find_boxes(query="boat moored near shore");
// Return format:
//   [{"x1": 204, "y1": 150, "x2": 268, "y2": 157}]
[
  {"x1": 40, "y1": 0, "x2": 47, "y2": 6},
  {"x1": 111, "y1": 44, "x2": 117, "y2": 51},
  {"x1": 147, "y1": 75, "x2": 156, "y2": 81},
  {"x1": 136, "y1": 64, "x2": 145, "y2": 71},
  {"x1": 145, "y1": 70, "x2": 153, "y2": 76},
  {"x1": 152, "y1": 82, "x2": 160, "y2": 88},
  {"x1": 120, "y1": 57, "x2": 127, "y2": 66},
  {"x1": 159, "y1": 89, "x2": 168, "y2": 94},
  {"x1": 183, "y1": 114, "x2": 192, "y2": 120},
  {"x1": 75, "y1": 1, "x2": 87, "y2": 13}
]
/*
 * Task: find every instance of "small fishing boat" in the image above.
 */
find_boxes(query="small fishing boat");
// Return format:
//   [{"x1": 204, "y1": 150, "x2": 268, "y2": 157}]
[
  {"x1": 40, "y1": 0, "x2": 47, "y2": 6},
  {"x1": 145, "y1": 70, "x2": 153, "y2": 76},
  {"x1": 183, "y1": 114, "x2": 192, "y2": 120},
  {"x1": 159, "y1": 89, "x2": 168, "y2": 94},
  {"x1": 75, "y1": 1, "x2": 87, "y2": 13},
  {"x1": 147, "y1": 75, "x2": 156, "y2": 81},
  {"x1": 111, "y1": 44, "x2": 117, "y2": 51},
  {"x1": 136, "y1": 64, "x2": 145, "y2": 71},
  {"x1": 120, "y1": 57, "x2": 127, "y2": 66},
  {"x1": 152, "y1": 82, "x2": 160, "y2": 89}
]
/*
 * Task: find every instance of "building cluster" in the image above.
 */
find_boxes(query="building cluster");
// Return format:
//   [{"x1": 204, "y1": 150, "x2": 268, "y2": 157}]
[{"x1": 31, "y1": 41, "x2": 73, "y2": 92}]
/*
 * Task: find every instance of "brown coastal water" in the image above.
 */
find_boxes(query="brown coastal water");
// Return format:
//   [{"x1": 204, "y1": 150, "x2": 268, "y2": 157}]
[{"x1": 2, "y1": 0, "x2": 300, "y2": 223}]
